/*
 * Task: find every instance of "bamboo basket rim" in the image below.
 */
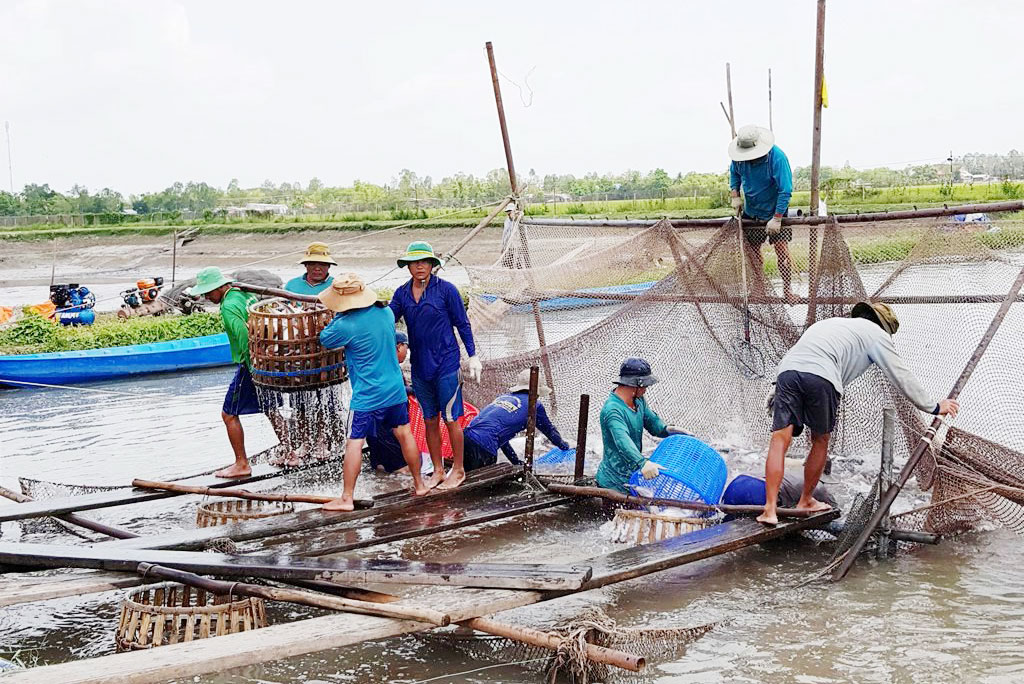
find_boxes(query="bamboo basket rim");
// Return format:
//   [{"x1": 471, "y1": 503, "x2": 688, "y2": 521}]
[
  {"x1": 248, "y1": 296, "x2": 330, "y2": 316},
  {"x1": 613, "y1": 508, "x2": 713, "y2": 524},
  {"x1": 122, "y1": 581, "x2": 259, "y2": 614}
]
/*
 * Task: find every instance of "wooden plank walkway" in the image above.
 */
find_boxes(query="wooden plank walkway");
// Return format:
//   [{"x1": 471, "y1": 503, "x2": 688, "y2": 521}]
[
  {"x1": 102, "y1": 464, "x2": 517, "y2": 551},
  {"x1": 0, "y1": 510, "x2": 838, "y2": 684},
  {"x1": 0, "y1": 464, "x2": 292, "y2": 523},
  {"x1": 0, "y1": 542, "x2": 593, "y2": 590}
]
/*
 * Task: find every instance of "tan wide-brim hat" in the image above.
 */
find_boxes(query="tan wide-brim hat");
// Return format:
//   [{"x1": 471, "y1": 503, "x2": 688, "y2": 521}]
[
  {"x1": 852, "y1": 300, "x2": 900, "y2": 335},
  {"x1": 728, "y1": 125, "x2": 775, "y2": 162},
  {"x1": 317, "y1": 272, "x2": 378, "y2": 312},
  {"x1": 299, "y1": 242, "x2": 337, "y2": 265},
  {"x1": 509, "y1": 368, "x2": 552, "y2": 397}
]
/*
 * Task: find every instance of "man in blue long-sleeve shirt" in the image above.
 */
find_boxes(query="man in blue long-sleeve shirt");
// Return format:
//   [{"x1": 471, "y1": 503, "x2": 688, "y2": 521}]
[
  {"x1": 463, "y1": 369, "x2": 571, "y2": 471},
  {"x1": 390, "y1": 241, "x2": 482, "y2": 490},
  {"x1": 728, "y1": 125, "x2": 797, "y2": 304}
]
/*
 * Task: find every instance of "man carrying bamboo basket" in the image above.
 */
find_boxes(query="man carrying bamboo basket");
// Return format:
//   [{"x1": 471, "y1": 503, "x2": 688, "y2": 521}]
[
  {"x1": 319, "y1": 273, "x2": 429, "y2": 510},
  {"x1": 758, "y1": 301, "x2": 959, "y2": 525},
  {"x1": 728, "y1": 125, "x2": 798, "y2": 304},
  {"x1": 390, "y1": 241, "x2": 482, "y2": 490},
  {"x1": 190, "y1": 267, "x2": 290, "y2": 478}
]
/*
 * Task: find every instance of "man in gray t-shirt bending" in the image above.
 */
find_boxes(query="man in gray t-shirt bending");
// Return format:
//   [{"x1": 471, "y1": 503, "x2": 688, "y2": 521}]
[{"x1": 757, "y1": 301, "x2": 960, "y2": 525}]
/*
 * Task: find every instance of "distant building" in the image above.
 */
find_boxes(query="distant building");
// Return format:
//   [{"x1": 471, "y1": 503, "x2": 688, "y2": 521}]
[
  {"x1": 243, "y1": 203, "x2": 289, "y2": 215},
  {"x1": 959, "y1": 167, "x2": 992, "y2": 184}
]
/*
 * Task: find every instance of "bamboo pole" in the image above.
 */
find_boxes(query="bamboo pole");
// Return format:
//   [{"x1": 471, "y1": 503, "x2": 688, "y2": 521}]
[
  {"x1": 288, "y1": 579, "x2": 644, "y2": 672},
  {"x1": 171, "y1": 229, "x2": 177, "y2": 287},
  {"x1": 130, "y1": 479, "x2": 374, "y2": 508},
  {"x1": 233, "y1": 282, "x2": 319, "y2": 303},
  {"x1": 833, "y1": 264, "x2": 1024, "y2": 580},
  {"x1": 877, "y1": 407, "x2": 895, "y2": 559},
  {"x1": 574, "y1": 394, "x2": 590, "y2": 480},
  {"x1": 0, "y1": 486, "x2": 139, "y2": 540},
  {"x1": 546, "y1": 483, "x2": 821, "y2": 519},
  {"x1": 806, "y1": 0, "x2": 827, "y2": 329},
  {"x1": 134, "y1": 563, "x2": 450, "y2": 626},
  {"x1": 725, "y1": 63, "x2": 737, "y2": 138},
  {"x1": 519, "y1": 199, "x2": 1024, "y2": 228}
]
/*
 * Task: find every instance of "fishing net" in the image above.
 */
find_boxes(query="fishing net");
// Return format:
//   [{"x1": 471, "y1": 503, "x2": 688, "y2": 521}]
[
  {"x1": 462, "y1": 211, "x2": 1024, "y2": 542},
  {"x1": 419, "y1": 606, "x2": 714, "y2": 683}
]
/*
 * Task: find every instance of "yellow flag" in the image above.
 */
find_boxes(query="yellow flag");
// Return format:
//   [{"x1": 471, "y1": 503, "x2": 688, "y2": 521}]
[{"x1": 821, "y1": 75, "x2": 829, "y2": 108}]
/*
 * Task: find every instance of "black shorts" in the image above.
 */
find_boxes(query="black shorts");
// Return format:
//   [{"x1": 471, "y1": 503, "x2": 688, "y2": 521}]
[
  {"x1": 463, "y1": 437, "x2": 497, "y2": 472},
  {"x1": 741, "y1": 214, "x2": 792, "y2": 246},
  {"x1": 772, "y1": 370, "x2": 840, "y2": 437}
]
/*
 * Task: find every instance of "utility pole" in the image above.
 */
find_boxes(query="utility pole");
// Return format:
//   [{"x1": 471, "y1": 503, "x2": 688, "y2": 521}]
[
  {"x1": 4, "y1": 121, "x2": 12, "y2": 194},
  {"x1": 948, "y1": 150, "x2": 954, "y2": 181}
]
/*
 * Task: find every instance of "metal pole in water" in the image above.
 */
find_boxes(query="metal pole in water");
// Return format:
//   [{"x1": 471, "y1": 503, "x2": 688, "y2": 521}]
[
  {"x1": 574, "y1": 394, "x2": 590, "y2": 481},
  {"x1": 877, "y1": 407, "x2": 894, "y2": 559}
]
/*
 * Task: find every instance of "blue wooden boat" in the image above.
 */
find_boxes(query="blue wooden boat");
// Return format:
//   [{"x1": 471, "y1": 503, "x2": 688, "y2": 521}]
[
  {"x1": 478, "y1": 280, "x2": 656, "y2": 312},
  {"x1": 0, "y1": 333, "x2": 232, "y2": 387}
]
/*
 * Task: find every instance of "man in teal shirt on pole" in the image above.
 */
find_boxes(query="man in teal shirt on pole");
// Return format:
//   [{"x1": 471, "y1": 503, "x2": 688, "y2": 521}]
[
  {"x1": 595, "y1": 358, "x2": 691, "y2": 494},
  {"x1": 728, "y1": 125, "x2": 797, "y2": 304}
]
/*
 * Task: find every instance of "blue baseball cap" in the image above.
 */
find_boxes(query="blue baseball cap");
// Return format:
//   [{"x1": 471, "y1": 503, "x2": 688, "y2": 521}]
[{"x1": 395, "y1": 331, "x2": 409, "y2": 346}]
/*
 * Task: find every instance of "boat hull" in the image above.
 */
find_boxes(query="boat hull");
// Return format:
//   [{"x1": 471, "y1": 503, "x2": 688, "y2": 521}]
[{"x1": 0, "y1": 333, "x2": 233, "y2": 386}]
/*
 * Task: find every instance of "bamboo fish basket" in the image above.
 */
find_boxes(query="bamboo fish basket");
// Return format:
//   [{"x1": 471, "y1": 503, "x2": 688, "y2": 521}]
[
  {"x1": 195, "y1": 498, "x2": 295, "y2": 528},
  {"x1": 247, "y1": 297, "x2": 347, "y2": 392}
]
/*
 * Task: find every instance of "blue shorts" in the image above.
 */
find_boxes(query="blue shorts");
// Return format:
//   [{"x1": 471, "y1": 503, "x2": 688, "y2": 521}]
[
  {"x1": 223, "y1": 365, "x2": 272, "y2": 416},
  {"x1": 411, "y1": 371, "x2": 464, "y2": 422},
  {"x1": 349, "y1": 401, "x2": 410, "y2": 440}
]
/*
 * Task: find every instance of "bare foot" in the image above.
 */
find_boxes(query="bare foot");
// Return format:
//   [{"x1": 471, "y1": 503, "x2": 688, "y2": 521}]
[
  {"x1": 422, "y1": 472, "x2": 443, "y2": 490},
  {"x1": 795, "y1": 497, "x2": 833, "y2": 513},
  {"x1": 311, "y1": 444, "x2": 331, "y2": 462},
  {"x1": 214, "y1": 463, "x2": 252, "y2": 478},
  {"x1": 280, "y1": 450, "x2": 305, "y2": 468},
  {"x1": 437, "y1": 468, "x2": 466, "y2": 491},
  {"x1": 412, "y1": 483, "x2": 430, "y2": 496},
  {"x1": 322, "y1": 496, "x2": 354, "y2": 512},
  {"x1": 756, "y1": 512, "x2": 779, "y2": 526}
]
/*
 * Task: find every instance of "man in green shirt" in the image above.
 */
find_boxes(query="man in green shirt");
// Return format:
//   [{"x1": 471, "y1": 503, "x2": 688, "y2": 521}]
[
  {"x1": 191, "y1": 267, "x2": 289, "y2": 478},
  {"x1": 595, "y1": 358, "x2": 691, "y2": 494}
]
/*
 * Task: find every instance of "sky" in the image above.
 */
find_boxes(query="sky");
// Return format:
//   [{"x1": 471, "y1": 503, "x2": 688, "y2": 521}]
[{"x1": 0, "y1": 0, "x2": 1021, "y2": 196}]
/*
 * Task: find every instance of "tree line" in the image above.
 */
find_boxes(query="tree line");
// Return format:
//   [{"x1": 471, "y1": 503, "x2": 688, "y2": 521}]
[{"x1": 1, "y1": 150, "x2": 1021, "y2": 216}]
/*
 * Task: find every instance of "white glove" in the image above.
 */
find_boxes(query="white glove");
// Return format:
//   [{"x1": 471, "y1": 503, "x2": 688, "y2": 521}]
[
  {"x1": 466, "y1": 355, "x2": 483, "y2": 383},
  {"x1": 730, "y1": 196, "x2": 744, "y2": 212},
  {"x1": 766, "y1": 216, "x2": 783, "y2": 236},
  {"x1": 666, "y1": 425, "x2": 692, "y2": 437},
  {"x1": 640, "y1": 460, "x2": 663, "y2": 480}
]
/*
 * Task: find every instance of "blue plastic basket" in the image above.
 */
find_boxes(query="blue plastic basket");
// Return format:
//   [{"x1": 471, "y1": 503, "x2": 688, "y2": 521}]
[
  {"x1": 535, "y1": 447, "x2": 577, "y2": 473},
  {"x1": 627, "y1": 435, "x2": 728, "y2": 505}
]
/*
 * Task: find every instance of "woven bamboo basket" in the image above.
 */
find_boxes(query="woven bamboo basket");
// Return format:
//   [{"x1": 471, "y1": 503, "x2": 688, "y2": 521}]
[
  {"x1": 610, "y1": 508, "x2": 718, "y2": 546},
  {"x1": 247, "y1": 297, "x2": 347, "y2": 392},
  {"x1": 115, "y1": 582, "x2": 268, "y2": 651},
  {"x1": 195, "y1": 498, "x2": 295, "y2": 528}
]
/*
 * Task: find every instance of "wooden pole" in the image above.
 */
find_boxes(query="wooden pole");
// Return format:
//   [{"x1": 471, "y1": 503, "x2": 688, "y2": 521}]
[
  {"x1": 233, "y1": 282, "x2": 318, "y2": 303},
  {"x1": 574, "y1": 394, "x2": 590, "y2": 480},
  {"x1": 0, "y1": 486, "x2": 139, "y2": 540},
  {"x1": 768, "y1": 68, "x2": 774, "y2": 131},
  {"x1": 523, "y1": 366, "x2": 539, "y2": 475},
  {"x1": 806, "y1": 0, "x2": 827, "y2": 329},
  {"x1": 290, "y1": 580, "x2": 645, "y2": 672},
  {"x1": 519, "y1": 199, "x2": 1024, "y2": 228},
  {"x1": 484, "y1": 41, "x2": 556, "y2": 404},
  {"x1": 134, "y1": 563, "x2": 450, "y2": 626},
  {"x1": 546, "y1": 483, "x2": 821, "y2": 519},
  {"x1": 876, "y1": 407, "x2": 895, "y2": 559},
  {"x1": 49, "y1": 237, "x2": 56, "y2": 287},
  {"x1": 130, "y1": 479, "x2": 374, "y2": 508},
  {"x1": 725, "y1": 62, "x2": 737, "y2": 138},
  {"x1": 171, "y1": 229, "x2": 177, "y2": 287},
  {"x1": 834, "y1": 264, "x2": 1024, "y2": 580}
]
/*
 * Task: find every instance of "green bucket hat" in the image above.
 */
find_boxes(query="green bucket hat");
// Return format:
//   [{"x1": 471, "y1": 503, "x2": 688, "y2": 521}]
[
  {"x1": 397, "y1": 241, "x2": 441, "y2": 268},
  {"x1": 189, "y1": 266, "x2": 233, "y2": 296}
]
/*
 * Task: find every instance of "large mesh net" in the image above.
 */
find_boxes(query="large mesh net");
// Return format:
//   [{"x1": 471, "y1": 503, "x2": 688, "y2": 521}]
[{"x1": 463, "y1": 211, "x2": 1024, "y2": 540}]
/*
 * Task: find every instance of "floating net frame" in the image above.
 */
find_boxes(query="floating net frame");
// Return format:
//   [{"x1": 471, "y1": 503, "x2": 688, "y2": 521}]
[
  {"x1": 115, "y1": 581, "x2": 268, "y2": 651},
  {"x1": 247, "y1": 297, "x2": 347, "y2": 392},
  {"x1": 195, "y1": 498, "x2": 295, "y2": 528},
  {"x1": 610, "y1": 508, "x2": 719, "y2": 546}
]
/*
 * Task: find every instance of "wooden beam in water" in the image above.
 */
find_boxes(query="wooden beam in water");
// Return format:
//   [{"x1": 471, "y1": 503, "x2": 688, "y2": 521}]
[
  {"x1": 581, "y1": 509, "x2": 840, "y2": 589},
  {"x1": 0, "y1": 542, "x2": 593, "y2": 590},
  {"x1": 0, "y1": 463, "x2": 293, "y2": 523},
  {"x1": 103, "y1": 463, "x2": 518, "y2": 551}
]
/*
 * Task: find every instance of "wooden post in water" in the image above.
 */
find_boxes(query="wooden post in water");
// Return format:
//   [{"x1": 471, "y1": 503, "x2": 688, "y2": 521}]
[
  {"x1": 171, "y1": 229, "x2": 177, "y2": 287},
  {"x1": 523, "y1": 366, "x2": 540, "y2": 476},
  {"x1": 805, "y1": 0, "x2": 827, "y2": 330},
  {"x1": 574, "y1": 394, "x2": 590, "y2": 481},
  {"x1": 876, "y1": 408, "x2": 895, "y2": 559}
]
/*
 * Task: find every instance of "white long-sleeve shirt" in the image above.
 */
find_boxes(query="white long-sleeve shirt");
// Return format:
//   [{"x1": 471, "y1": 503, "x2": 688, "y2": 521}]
[{"x1": 776, "y1": 317, "x2": 937, "y2": 412}]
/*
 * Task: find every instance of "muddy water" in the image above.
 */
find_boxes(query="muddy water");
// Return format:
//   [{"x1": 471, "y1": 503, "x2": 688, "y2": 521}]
[{"x1": 2, "y1": 259, "x2": 1024, "y2": 682}]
